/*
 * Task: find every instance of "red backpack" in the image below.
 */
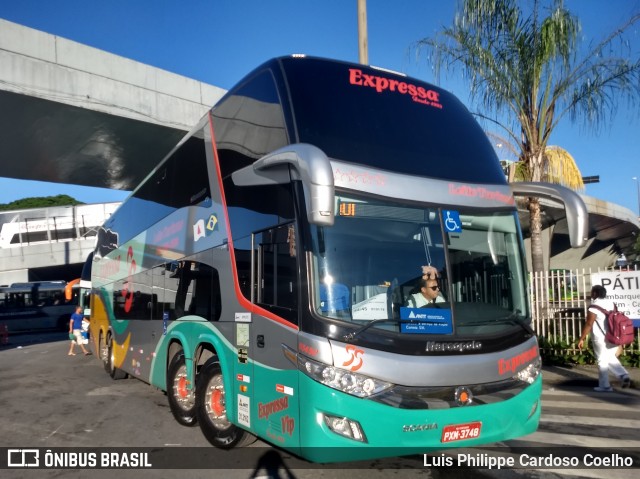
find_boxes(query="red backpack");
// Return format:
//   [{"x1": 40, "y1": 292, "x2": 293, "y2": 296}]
[{"x1": 591, "y1": 304, "x2": 636, "y2": 346}]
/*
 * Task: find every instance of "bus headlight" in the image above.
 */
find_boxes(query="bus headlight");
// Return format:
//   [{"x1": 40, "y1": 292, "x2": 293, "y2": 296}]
[
  {"x1": 515, "y1": 357, "x2": 542, "y2": 384},
  {"x1": 323, "y1": 413, "x2": 367, "y2": 442},
  {"x1": 299, "y1": 356, "x2": 393, "y2": 398}
]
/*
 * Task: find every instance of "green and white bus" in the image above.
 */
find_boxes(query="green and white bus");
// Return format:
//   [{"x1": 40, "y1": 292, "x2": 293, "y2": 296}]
[{"x1": 89, "y1": 56, "x2": 588, "y2": 462}]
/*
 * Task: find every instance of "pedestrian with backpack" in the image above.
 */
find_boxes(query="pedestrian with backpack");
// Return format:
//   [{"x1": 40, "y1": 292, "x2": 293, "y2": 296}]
[{"x1": 578, "y1": 285, "x2": 631, "y2": 391}]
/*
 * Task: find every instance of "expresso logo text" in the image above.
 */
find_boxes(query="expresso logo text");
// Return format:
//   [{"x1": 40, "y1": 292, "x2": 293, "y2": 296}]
[
  {"x1": 349, "y1": 69, "x2": 442, "y2": 108},
  {"x1": 258, "y1": 396, "x2": 289, "y2": 419}
]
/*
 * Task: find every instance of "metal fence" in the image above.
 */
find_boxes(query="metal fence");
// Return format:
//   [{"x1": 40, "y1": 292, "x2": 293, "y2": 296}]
[{"x1": 530, "y1": 266, "x2": 639, "y2": 355}]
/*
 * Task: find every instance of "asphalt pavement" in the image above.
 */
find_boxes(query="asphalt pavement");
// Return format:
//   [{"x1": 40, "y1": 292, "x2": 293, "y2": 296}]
[{"x1": 1, "y1": 331, "x2": 638, "y2": 479}]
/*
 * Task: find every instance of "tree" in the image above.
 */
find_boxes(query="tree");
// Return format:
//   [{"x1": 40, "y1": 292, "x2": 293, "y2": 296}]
[
  {"x1": 0, "y1": 195, "x2": 83, "y2": 212},
  {"x1": 415, "y1": 0, "x2": 640, "y2": 272},
  {"x1": 508, "y1": 145, "x2": 582, "y2": 185}
]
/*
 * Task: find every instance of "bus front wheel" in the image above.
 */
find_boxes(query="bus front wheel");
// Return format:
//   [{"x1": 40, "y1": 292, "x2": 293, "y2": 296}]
[
  {"x1": 167, "y1": 353, "x2": 197, "y2": 427},
  {"x1": 196, "y1": 358, "x2": 252, "y2": 449}
]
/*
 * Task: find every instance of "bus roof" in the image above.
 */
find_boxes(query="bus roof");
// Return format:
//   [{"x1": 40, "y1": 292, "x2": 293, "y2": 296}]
[
  {"x1": 4, "y1": 281, "x2": 68, "y2": 293},
  {"x1": 215, "y1": 55, "x2": 506, "y2": 185}
]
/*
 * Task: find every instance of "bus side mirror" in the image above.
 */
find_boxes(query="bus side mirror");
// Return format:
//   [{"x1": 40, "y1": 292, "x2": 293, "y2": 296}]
[
  {"x1": 232, "y1": 143, "x2": 335, "y2": 226},
  {"x1": 510, "y1": 182, "x2": 589, "y2": 248}
]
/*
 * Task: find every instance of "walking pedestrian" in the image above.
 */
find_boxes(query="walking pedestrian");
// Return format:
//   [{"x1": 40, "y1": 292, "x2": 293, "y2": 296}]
[
  {"x1": 578, "y1": 285, "x2": 631, "y2": 391},
  {"x1": 68, "y1": 306, "x2": 91, "y2": 356}
]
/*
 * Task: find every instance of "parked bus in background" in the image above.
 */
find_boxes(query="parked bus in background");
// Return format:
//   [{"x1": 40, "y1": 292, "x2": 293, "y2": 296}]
[
  {"x1": 89, "y1": 56, "x2": 588, "y2": 462},
  {"x1": 78, "y1": 253, "x2": 94, "y2": 318},
  {"x1": 0, "y1": 280, "x2": 79, "y2": 333}
]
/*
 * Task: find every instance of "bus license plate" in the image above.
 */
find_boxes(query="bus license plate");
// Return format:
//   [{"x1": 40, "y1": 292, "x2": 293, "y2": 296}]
[{"x1": 441, "y1": 421, "x2": 482, "y2": 443}]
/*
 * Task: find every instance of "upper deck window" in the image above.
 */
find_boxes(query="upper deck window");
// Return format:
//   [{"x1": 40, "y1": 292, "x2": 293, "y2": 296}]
[
  {"x1": 100, "y1": 134, "x2": 210, "y2": 248},
  {"x1": 211, "y1": 69, "x2": 288, "y2": 178},
  {"x1": 281, "y1": 57, "x2": 505, "y2": 184}
]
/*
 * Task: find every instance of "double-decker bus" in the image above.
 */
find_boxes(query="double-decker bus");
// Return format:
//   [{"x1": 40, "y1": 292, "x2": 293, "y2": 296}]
[
  {"x1": 89, "y1": 56, "x2": 587, "y2": 462},
  {"x1": 0, "y1": 280, "x2": 79, "y2": 333}
]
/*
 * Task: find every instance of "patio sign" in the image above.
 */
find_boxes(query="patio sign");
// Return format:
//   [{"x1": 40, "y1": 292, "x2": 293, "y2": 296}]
[{"x1": 590, "y1": 270, "x2": 640, "y2": 326}]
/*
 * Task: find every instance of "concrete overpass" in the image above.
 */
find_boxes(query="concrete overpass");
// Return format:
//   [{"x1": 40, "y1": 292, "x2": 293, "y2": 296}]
[
  {"x1": 520, "y1": 195, "x2": 639, "y2": 271},
  {"x1": 0, "y1": 18, "x2": 225, "y2": 284},
  {"x1": 0, "y1": 18, "x2": 637, "y2": 285},
  {"x1": 0, "y1": 18, "x2": 225, "y2": 191}
]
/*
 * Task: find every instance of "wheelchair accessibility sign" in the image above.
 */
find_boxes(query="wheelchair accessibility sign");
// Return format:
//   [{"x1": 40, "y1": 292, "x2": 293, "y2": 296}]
[{"x1": 442, "y1": 210, "x2": 462, "y2": 233}]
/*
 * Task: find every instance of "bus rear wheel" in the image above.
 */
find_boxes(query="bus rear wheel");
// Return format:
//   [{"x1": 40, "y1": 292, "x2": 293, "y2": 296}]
[
  {"x1": 196, "y1": 358, "x2": 252, "y2": 449},
  {"x1": 167, "y1": 353, "x2": 197, "y2": 427},
  {"x1": 106, "y1": 334, "x2": 127, "y2": 380},
  {"x1": 100, "y1": 333, "x2": 110, "y2": 373}
]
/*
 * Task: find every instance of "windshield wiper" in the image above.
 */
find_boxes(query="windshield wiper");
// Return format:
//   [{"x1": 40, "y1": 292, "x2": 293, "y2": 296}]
[{"x1": 343, "y1": 318, "x2": 403, "y2": 342}]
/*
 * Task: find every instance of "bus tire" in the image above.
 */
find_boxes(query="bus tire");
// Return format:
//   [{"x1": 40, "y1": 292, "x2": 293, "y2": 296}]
[
  {"x1": 106, "y1": 334, "x2": 127, "y2": 380},
  {"x1": 196, "y1": 357, "x2": 253, "y2": 449},
  {"x1": 167, "y1": 353, "x2": 197, "y2": 427},
  {"x1": 100, "y1": 333, "x2": 110, "y2": 374}
]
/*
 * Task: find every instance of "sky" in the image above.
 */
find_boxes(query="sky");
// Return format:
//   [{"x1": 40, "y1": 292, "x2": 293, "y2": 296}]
[{"x1": 1, "y1": 0, "x2": 639, "y2": 215}]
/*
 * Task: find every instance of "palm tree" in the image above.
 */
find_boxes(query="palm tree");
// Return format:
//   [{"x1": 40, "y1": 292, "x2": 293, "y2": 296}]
[
  {"x1": 538, "y1": 146, "x2": 583, "y2": 188},
  {"x1": 415, "y1": 0, "x2": 640, "y2": 272},
  {"x1": 509, "y1": 145, "x2": 582, "y2": 185}
]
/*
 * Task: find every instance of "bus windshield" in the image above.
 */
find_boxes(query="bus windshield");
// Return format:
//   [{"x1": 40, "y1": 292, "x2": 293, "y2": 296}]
[{"x1": 310, "y1": 193, "x2": 529, "y2": 336}]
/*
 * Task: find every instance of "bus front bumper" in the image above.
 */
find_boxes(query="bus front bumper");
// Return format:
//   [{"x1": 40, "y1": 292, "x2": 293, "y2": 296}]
[{"x1": 295, "y1": 373, "x2": 541, "y2": 463}]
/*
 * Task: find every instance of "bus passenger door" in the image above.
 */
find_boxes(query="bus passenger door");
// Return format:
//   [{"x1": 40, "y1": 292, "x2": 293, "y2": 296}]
[{"x1": 250, "y1": 224, "x2": 300, "y2": 446}]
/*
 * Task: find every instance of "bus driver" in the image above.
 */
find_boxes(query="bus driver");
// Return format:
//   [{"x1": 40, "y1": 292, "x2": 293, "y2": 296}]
[{"x1": 406, "y1": 277, "x2": 446, "y2": 308}]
